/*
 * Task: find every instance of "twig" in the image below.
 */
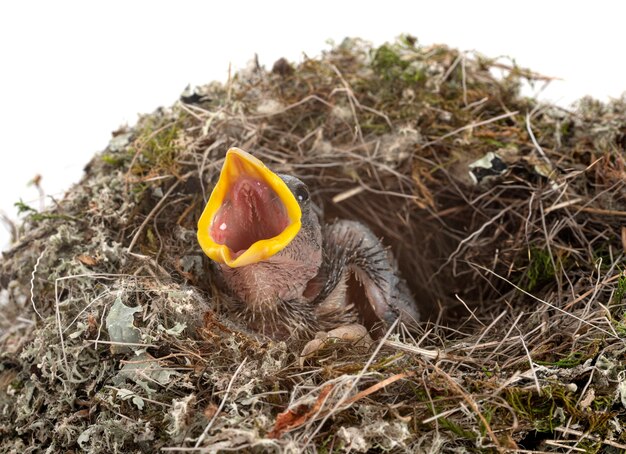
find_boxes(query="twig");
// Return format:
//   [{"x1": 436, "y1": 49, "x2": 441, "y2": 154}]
[
  {"x1": 86, "y1": 340, "x2": 159, "y2": 348},
  {"x1": 194, "y1": 357, "x2": 248, "y2": 448},
  {"x1": 434, "y1": 206, "x2": 513, "y2": 278},
  {"x1": 526, "y1": 110, "x2": 552, "y2": 168},
  {"x1": 54, "y1": 277, "x2": 69, "y2": 374},
  {"x1": 0, "y1": 210, "x2": 17, "y2": 244},
  {"x1": 106, "y1": 386, "x2": 173, "y2": 408},
  {"x1": 273, "y1": 370, "x2": 414, "y2": 439},
  {"x1": 432, "y1": 364, "x2": 503, "y2": 452},
  {"x1": 30, "y1": 246, "x2": 46, "y2": 321},
  {"x1": 571, "y1": 205, "x2": 626, "y2": 218},
  {"x1": 455, "y1": 293, "x2": 485, "y2": 326},
  {"x1": 422, "y1": 111, "x2": 518, "y2": 147},
  {"x1": 465, "y1": 311, "x2": 506, "y2": 357},
  {"x1": 302, "y1": 318, "x2": 399, "y2": 447},
  {"x1": 127, "y1": 180, "x2": 180, "y2": 254},
  {"x1": 516, "y1": 327, "x2": 540, "y2": 393},
  {"x1": 544, "y1": 197, "x2": 584, "y2": 214},
  {"x1": 382, "y1": 339, "x2": 443, "y2": 360},
  {"x1": 332, "y1": 186, "x2": 364, "y2": 203},
  {"x1": 474, "y1": 263, "x2": 619, "y2": 338},
  {"x1": 554, "y1": 426, "x2": 626, "y2": 450}
]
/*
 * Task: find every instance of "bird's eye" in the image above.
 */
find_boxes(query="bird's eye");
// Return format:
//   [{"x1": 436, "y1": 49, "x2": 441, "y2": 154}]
[{"x1": 294, "y1": 185, "x2": 309, "y2": 203}]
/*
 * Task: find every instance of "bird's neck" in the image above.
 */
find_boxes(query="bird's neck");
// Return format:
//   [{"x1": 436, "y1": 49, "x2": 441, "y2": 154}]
[
  {"x1": 219, "y1": 213, "x2": 323, "y2": 320},
  {"x1": 219, "y1": 250, "x2": 321, "y2": 310}
]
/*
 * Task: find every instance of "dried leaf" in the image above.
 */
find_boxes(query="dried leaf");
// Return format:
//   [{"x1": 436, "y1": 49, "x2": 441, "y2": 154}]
[
  {"x1": 203, "y1": 402, "x2": 218, "y2": 420},
  {"x1": 158, "y1": 322, "x2": 187, "y2": 336},
  {"x1": 105, "y1": 296, "x2": 142, "y2": 353},
  {"x1": 269, "y1": 384, "x2": 334, "y2": 438},
  {"x1": 578, "y1": 388, "x2": 595, "y2": 411},
  {"x1": 76, "y1": 254, "x2": 98, "y2": 266},
  {"x1": 116, "y1": 388, "x2": 145, "y2": 410},
  {"x1": 114, "y1": 352, "x2": 177, "y2": 395}
]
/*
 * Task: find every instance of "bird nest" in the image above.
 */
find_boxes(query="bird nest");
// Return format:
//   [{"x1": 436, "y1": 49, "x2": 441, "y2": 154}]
[{"x1": 2, "y1": 36, "x2": 626, "y2": 453}]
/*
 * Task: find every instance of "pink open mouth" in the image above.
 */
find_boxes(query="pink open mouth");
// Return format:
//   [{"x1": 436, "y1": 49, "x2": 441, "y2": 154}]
[{"x1": 210, "y1": 175, "x2": 290, "y2": 258}]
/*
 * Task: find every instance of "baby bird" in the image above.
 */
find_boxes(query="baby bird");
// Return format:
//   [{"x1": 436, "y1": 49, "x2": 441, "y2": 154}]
[{"x1": 197, "y1": 148, "x2": 419, "y2": 342}]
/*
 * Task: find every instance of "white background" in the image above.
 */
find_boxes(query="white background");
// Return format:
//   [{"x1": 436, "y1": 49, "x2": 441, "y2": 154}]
[{"x1": 1, "y1": 1, "x2": 625, "y2": 250}]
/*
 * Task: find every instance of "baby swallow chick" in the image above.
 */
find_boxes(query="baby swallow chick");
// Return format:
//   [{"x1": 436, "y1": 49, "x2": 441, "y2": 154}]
[{"x1": 197, "y1": 148, "x2": 419, "y2": 345}]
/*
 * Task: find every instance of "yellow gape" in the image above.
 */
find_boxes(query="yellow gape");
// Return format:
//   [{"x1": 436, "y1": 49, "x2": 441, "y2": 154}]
[{"x1": 197, "y1": 148, "x2": 302, "y2": 267}]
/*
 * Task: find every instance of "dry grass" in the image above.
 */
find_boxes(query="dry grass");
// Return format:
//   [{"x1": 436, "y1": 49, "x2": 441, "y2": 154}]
[{"x1": 2, "y1": 36, "x2": 626, "y2": 453}]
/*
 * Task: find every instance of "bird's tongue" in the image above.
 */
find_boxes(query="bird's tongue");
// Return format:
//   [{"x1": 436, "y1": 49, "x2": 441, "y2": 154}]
[{"x1": 210, "y1": 175, "x2": 289, "y2": 258}]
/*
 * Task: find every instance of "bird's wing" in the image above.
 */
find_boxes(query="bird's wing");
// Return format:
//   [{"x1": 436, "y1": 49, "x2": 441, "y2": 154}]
[{"x1": 317, "y1": 220, "x2": 419, "y2": 332}]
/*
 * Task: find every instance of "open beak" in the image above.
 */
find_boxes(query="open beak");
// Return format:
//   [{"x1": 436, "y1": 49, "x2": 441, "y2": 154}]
[{"x1": 197, "y1": 148, "x2": 302, "y2": 267}]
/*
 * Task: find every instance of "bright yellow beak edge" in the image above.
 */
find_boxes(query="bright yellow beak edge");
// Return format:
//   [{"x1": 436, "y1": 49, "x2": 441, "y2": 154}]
[{"x1": 197, "y1": 148, "x2": 302, "y2": 268}]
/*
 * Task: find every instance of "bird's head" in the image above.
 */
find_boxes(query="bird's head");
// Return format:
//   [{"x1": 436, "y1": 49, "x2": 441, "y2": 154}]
[{"x1": 197, "y1": 148, "x2": 316, "y2": 268}]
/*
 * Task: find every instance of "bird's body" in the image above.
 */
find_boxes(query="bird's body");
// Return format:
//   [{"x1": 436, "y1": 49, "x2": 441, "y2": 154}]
[{"x1": 198, "y1": 148, "x2": 419, "y2": 341}]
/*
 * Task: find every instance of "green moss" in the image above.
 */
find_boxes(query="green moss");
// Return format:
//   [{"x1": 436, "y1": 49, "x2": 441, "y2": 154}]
[
  {"x1": 439, "y1": 416, "x2": 477, "y2": 441},
  {"x1": 371, "y1": 45, "x2": 404, "y2": 81},
  {"x1": 612, "y1": 272, "x2": 626, "y2": 304},
  {"x1": 371, "y1": 353, "x2": 405, "y2": 371},
  {"x1": 535, "y1": 350, "x2": 586, "y2": 368},
  {"x1": 524, "y1": 247, "x2": 556, "y2": 291},
  {"x1": 576, "y1": 440, "x2": 602, "y2": 454},
  {"x1": 371, "y1": 42, "x2": 424, "y2": 86},
  {"x1": 615, "y1": 314, "x2": 626, "y2": 336},
  {"x1": 14, "y1": 199, "x2": 75, "y2": 223},
  {"x1": 592, "y1": 244, "x2": 615, "y2": 271},
  {"x1": 483, "y1": 138, "x2": 506, "y2": 148},
  {"x1": 592, "y1": 394, "x2": 613, "y2": 411},
  {"x1": 145, "y1": 227, "x2": 157, "y2": 251},
  {"x1": 559, "y1": 120, "x2": 571, "y2": 138},
  {"x1": 28, "y1": 213, "x2": 75, "y2": 222},
  {"x1": 14, "y1": 199, "x2": 37, "y2": 215},
  {"x1": 102, "y1": 153, "x2": 129, "y2": 167},
  {"x1": 9, "y1": 379, "x2": 24, "y2": 392},
  {"x1": 129, "y1": 114, "x2": 185, "y2": 178},
  {"x1": 504, "y1": 385, "x2": 615, "y2": 436},
  {"x1": 505, "y1": 386, "x2": 570, "y2": 432},
  {"x1": 318, "y1": 432, "x2": 338, "y2": 453},
  {"x1": 609, "y1": 270, "x2": 626, "y2": 334},
  {"x1": 479, "y1": 406, "x2": 495, "y2": 439}
]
